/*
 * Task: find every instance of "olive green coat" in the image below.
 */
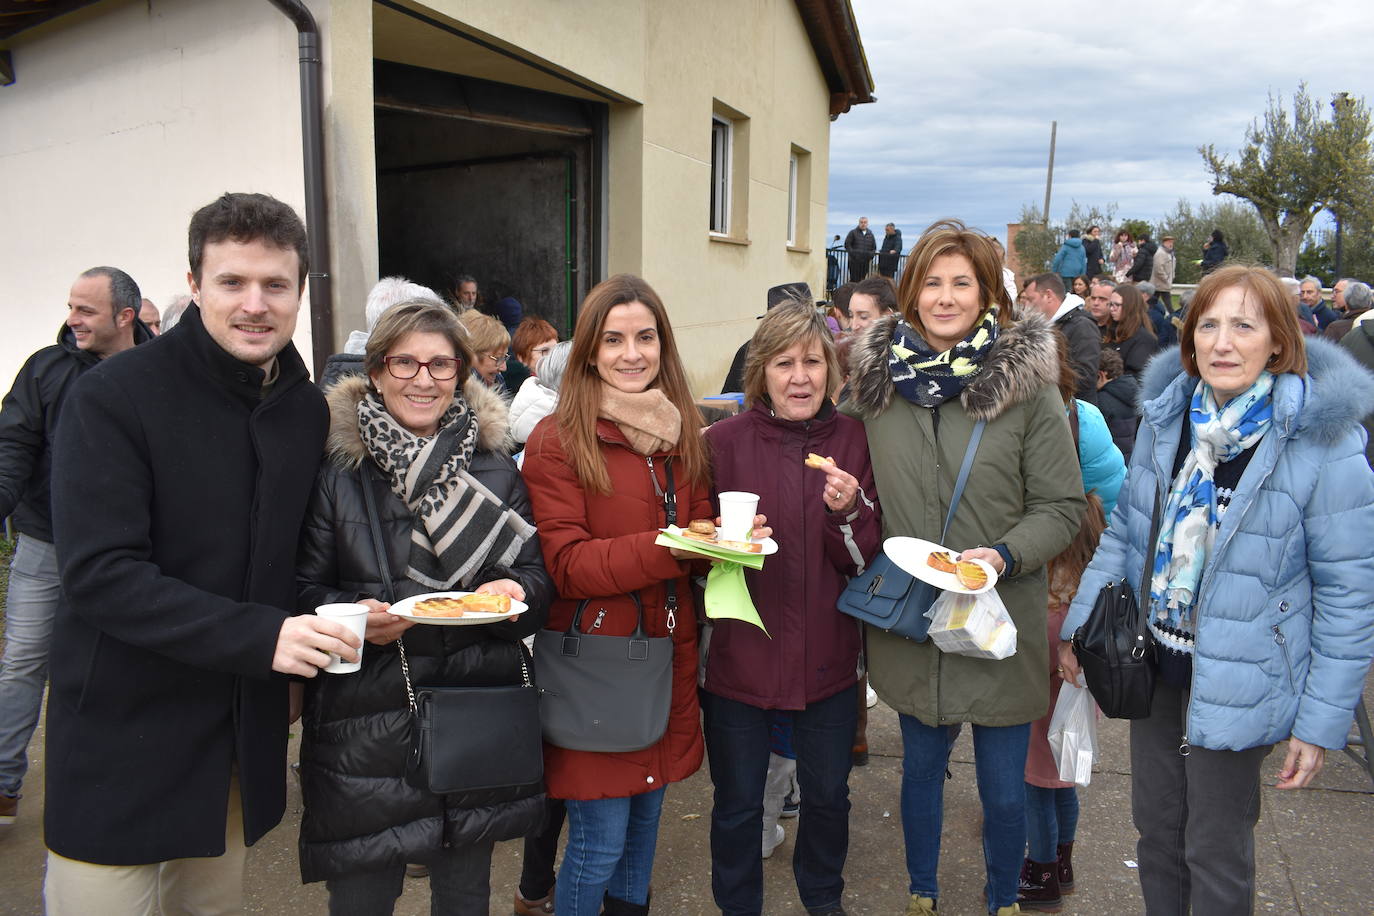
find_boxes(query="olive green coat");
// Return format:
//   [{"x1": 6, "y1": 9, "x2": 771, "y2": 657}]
[{"x1": 846, "y1": 314, "x2": 1086, "y2": 727}]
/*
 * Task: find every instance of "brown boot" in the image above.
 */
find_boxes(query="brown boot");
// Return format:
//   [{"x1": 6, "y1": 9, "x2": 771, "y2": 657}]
[
  {"x1": 1056, "y1": 842, "x2": 1074, "y2": 893},
  {"x1": 1016, "y1": 858, "x2": 1062, "y2": 913}
]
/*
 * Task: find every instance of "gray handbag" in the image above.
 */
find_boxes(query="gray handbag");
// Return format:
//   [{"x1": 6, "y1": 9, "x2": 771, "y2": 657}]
[{"x1": 533, "y1": 591, "x2": 674, "y2": 752}]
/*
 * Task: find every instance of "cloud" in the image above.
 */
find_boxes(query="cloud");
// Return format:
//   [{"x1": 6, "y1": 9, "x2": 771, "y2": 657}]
[{"x1": 828, "y1": 0, "x2": 1374, "y2": 244}]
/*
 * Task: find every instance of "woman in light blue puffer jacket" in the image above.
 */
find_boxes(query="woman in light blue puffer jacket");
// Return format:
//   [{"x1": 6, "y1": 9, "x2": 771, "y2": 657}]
[{"x1": 1059, "y1": 265, "x2": 1374, "y2": 916}]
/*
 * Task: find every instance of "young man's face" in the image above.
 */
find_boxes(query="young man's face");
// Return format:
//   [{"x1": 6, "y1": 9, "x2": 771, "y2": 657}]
[{"x1": 189, "y1": 238, "x2": 302, "y2": 369}]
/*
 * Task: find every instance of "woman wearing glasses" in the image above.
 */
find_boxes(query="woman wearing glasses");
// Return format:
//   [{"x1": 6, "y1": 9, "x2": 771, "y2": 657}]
[
  {"x1": 462, "y1": 309, "x2": 530, "y2": 395},
  {"x1": 295, "y1": 301, "x2": 553, "y2": 914}
]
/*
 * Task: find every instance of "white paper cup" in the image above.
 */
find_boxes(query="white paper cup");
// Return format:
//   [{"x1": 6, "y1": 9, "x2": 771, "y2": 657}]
[
  {"x1": 314, "y1": 603, "x2": 369, "y2": 674},
  {"x1": 717, "y1": 491, "x2": 760, "y2": 543}
]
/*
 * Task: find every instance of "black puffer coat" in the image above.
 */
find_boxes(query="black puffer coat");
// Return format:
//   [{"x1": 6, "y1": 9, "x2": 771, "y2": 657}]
[{"x1": 295, "y1": 374, "x2": 553, "y2": 883}]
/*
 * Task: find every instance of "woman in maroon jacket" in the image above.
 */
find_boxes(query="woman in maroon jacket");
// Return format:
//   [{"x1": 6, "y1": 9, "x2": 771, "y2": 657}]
[
  {"x1": 702, "y1": 301, "x2": 881, "y2": 916},
  {"x1": 522, "y1": 275, "x2": 715, "y2": 916}
]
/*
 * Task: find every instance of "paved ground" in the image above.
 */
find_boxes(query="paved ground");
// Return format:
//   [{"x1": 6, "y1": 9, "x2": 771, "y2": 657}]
[{"x1": 2, "y1": 678, "x2": 1372, "y2": 916}]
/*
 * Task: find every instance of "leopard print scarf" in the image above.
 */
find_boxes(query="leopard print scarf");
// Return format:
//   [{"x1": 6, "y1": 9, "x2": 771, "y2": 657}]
[{"x1": 357, "y1": 389, "x2": 534, "y2": 590}]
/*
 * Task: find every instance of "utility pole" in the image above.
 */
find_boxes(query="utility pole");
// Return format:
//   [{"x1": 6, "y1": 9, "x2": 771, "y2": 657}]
[{"x1": 1043, "y1": 121, "x2": 1057, "y2": 224}]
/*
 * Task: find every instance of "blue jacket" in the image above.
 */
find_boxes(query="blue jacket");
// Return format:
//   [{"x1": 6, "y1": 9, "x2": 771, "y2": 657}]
[
  {"x1": 1063, "y1": 340, "x2": 1374, "y2": 751},
  {"x1": 1051, "y1": 237, "x2": 1087, "y2": 278},
  {"x1": 1075, "y1": 399, "x2": 1126, "y2": 518}
]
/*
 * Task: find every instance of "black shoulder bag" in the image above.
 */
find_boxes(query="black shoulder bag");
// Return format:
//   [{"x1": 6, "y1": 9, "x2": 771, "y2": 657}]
[
  {"x1": 530, "y1": 456, "x2": 677, "y2": 752},
  {"x1": 359, "y1": 468, "x2": 544, "y2": 797},
  {"x1": 1072, "y1": 484, "x2": 1163, "y2": 720}
]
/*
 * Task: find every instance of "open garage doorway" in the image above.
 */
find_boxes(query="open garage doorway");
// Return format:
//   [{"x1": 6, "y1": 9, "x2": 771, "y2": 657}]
[{"x1": 374, "y1": 61, "x2": 605, "y2": 337}]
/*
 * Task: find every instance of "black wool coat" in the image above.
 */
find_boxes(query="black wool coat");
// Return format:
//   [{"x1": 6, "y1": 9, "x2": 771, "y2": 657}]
[
  {"x1": 295, "y1": 375, "x2": 553, "y2": 883},
  {"x1": 46, "y1": 304, "x2": 328, "y2": 864}
]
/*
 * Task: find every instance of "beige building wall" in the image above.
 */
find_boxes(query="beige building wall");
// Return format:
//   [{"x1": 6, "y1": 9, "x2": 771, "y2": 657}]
[
  {"x1": 392, "y1": 0, "x2": 834, "y2": 395},
  {"x1": 3, "y1": 0, "x2": 841, "y2": 397},
  {"x1": 0, "y1": 0, "x2": 329, "y2": 383}
]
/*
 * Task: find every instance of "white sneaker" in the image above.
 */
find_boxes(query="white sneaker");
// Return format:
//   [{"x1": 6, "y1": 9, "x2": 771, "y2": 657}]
[
  {"x1": 761, "y1": 823, "x2": 785, "y2": 859},
  {"x1": 866, "y1": 685, "x2": 878, "y2": 708}
]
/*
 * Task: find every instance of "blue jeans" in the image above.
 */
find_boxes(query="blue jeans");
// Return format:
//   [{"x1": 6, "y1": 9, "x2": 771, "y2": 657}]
[
  {"x1": 557, "y1": 787, "x2": 665, "y2": 916},
  {"x1": 0, "y1": 534, "x2": 60, "y2": 796},
  {"x1": 898, "y1": 714, "x2": 1030, "y2": 912},
  {"x1": 1024, "y1": 784, "x2": 1079, "y2": 862},
  {"x1": 701, "y1": 685, "x2": 856, "y2": 915}
]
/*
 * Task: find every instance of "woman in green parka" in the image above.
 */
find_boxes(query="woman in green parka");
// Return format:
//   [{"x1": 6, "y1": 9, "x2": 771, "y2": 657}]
[{"x1": 845, "y1": 219, "x2": 1085, "y2": 916}]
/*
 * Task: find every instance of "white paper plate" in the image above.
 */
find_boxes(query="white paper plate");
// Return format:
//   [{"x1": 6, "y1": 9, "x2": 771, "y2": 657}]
[
  {"x1": 661, "y1": 526, "x2": 778, "y2": 557},
  {"x1": 387, "y1": 591, "x2": 528, "y2": 626},
  {"x1": 882, "y1": 537, "x2": 998, "y2": 595}
]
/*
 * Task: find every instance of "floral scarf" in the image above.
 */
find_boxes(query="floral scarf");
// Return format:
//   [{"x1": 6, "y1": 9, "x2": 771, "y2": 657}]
[
  {"x1": 889, "y1": 308, "x2": 999, "y2": 408},
  {"x1": 1149, "y1": 373, "x2": 1274, "y2": 641}
]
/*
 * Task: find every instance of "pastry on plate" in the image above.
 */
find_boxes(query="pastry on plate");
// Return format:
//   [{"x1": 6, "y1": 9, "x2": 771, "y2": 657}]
[{"x1": 926, "y1": 550, "x2": 959, "y2": 574}]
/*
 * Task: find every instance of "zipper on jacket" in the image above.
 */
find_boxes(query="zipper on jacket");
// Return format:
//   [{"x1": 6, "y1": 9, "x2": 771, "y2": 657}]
[
  {"x1": 646, "y1": 456, "x2": 678, "y2": 633},
  {"x1": 1272, "y1": 624, "x2": 1296, "y2": 691}
]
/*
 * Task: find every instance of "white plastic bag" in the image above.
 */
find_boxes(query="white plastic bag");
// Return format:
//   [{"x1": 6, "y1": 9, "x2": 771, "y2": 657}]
[
  {"x1": 925, "y1": 589, "x2": 1017, "y2": 660},
  {"x1": 1047, "y1": 676, "x2": 1098, "y2": 786}
]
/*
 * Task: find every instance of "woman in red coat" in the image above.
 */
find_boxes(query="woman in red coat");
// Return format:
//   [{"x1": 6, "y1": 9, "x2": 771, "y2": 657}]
[{"x1": 522, "y1": 275, "x2": 714, "y2": 916}]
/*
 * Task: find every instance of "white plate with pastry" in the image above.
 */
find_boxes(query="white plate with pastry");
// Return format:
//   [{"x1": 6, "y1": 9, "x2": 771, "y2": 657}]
[
  {"x1": 663, "y1": 521, "x2": 778, "y2": 557},
  {"x1": 882, "y1": 537, "x2": 998, "y2": 595},
  {"x1": 387, "y1": 591, "x2": 527, "y2": 625}
]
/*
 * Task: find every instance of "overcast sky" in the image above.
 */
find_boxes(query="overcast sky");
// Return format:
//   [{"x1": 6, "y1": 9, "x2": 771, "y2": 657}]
[{"x1": 826, "y1": 0, "x2": 1374, "y2": 248}]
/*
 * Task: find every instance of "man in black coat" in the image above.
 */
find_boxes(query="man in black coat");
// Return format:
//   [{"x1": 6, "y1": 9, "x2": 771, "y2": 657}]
[
  {"x1": 1021, "y1": 273, "x2": 1101, "y2": 405},
  {"x1": 43, "y1": 194, "x2": 356, "y2": 912},
  {"x1": 0, "y1": 267, "x2": 149, "y2": 825},
  {"x1": 844, "y1": 217, "x2": 877, "y2": 283},
  {"x1": 878, "y1": 222, "x2": 903, "y2": 278},
  {"x1": 1128, "y1": 233, "x2": 1157, "y2": 283}
]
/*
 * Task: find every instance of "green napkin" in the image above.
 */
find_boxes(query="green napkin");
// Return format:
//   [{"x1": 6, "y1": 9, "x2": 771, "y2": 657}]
[{"x1": 705, "y1": 561, "x2": 769, "y2": 636}]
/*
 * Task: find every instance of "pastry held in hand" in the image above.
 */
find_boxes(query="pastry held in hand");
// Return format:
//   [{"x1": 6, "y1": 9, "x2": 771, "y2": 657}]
[{"x1": 804, "y1": 452, "x2": 835, "y2": 469}]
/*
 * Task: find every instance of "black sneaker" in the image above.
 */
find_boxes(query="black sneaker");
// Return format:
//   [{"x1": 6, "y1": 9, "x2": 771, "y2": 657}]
[{"x1": 806, "y1": 905, "x2": 847, "y2": 916}]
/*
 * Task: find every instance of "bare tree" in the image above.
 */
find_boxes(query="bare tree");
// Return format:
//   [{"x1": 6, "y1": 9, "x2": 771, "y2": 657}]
[{"x1": 1200, "y1": 85, "x2": 1374, "y2": 276}]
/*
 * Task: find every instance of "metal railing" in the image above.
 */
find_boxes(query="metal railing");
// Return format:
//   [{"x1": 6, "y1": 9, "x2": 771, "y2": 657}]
[{"x1": 825, "y1": 248, "x2": 908, "y2": 297}]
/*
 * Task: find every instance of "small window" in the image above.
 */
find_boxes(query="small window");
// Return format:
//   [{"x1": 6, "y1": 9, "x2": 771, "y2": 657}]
[
  {"x1": 710, "y1": 116, "x2": 733, "y2": 234},
  {"x1": 786, "y1": 153, "x2": 799, "y2": 246}
]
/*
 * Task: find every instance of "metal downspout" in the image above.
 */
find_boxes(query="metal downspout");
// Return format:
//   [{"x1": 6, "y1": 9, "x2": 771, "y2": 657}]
[{"x1": 267, "y1": 0, "x2": 333, "y2": 378}]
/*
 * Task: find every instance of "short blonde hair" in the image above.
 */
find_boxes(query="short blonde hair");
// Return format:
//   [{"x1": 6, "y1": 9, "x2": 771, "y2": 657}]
[
  {"x1": 458, "y1": 310, "x2": 511, "y2": 356},
  {"x1": 743, "y1": 301, "x2": 841, "y2": 408}
]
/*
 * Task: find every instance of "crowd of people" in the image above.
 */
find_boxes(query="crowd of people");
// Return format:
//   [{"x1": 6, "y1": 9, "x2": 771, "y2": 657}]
[{"x1": 2, "y1": 194, "x2": 1373, "y2": 916}]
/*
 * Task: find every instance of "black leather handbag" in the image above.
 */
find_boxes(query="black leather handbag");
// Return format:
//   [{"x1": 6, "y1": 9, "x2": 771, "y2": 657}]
[
  {"x1": 1072, "y1": 486, "x2": 1163, "y2": 720},
  {"x1": 359, "y1": 468, "x2": 544, "y2": 798},
  {"x1": 533, "y1": 591, "x2": 674, "y2": 752},
  {"x1": 837, "y1": 420, "x2": 986, "y2": 642}
]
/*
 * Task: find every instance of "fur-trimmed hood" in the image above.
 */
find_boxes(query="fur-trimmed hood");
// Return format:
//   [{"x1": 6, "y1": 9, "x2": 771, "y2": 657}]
[
  {"x1": 1139, "y1": 336, "x2": 1374, "y2": 445},
  {"x1": 323, "y1": 373, "x2": 514, "y2": 467},
  {"x1": 847, "y1": 312, "x2": 1061, "y2": 422}
]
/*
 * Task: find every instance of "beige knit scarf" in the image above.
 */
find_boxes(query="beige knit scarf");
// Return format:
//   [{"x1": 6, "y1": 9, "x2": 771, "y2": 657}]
[{"x1": 598, "y1": 385, "x2": 682, "y2": 455}]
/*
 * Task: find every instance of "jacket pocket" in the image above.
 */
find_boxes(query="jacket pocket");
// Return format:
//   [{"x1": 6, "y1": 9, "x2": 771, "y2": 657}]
[{"x1": 1271, "y1": 623, "x2": 1296, "y2": 693}]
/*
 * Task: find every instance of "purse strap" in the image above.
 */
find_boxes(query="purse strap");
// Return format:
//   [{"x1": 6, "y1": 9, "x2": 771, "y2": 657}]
[
  {"x1": 940, "y1": 419, "x2": 987, "y2": 541},
  {"x1": 356, "y1": 466, "x2": 532, "y2": 716},
  {"x1": 648, "y1": 455, "x2": 678, "y2": 634},
  {"x1": 1130, "y1": 482, "x2": 1165, "y2": 657}
]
